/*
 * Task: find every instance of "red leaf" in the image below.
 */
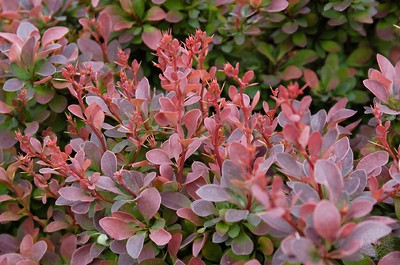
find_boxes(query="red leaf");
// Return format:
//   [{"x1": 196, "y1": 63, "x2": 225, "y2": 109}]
[
  {"x1": 168, "y1": 233, "x2": 182, "y2": 258},
  {"x1": 99, "y1": 217, "x2": 135, "y2": 240},
  {"x1": 71, "y1": 244, "x2": 94, "y2": 265},
  {"x1": 149, "y1": 228, "x2": 172, "y2": 246},
  {"x1": 313, "y1": 201, "x2": 341, "y2": 242},
  {"x1": 42, "y1": 27, "x2": 68, "y2": 48},
  {"x1": 85, "y1": 103, "x2": 104, "y2": 130},
  {"x1": 137, "y1": 187, "x2": 161, "y2": 220}
]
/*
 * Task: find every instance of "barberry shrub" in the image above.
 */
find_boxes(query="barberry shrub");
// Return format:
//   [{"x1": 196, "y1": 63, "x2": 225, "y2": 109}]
[{"x1": 0, "y1": 27, "x2": 399, "y2": 265}]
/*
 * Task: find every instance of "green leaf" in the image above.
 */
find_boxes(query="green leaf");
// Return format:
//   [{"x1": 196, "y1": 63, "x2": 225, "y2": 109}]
[
  {"x1": 48, "y1": 94, "x2": 68, "y2": 113},
  {"x1": 346, "y1": 90, "x2": 370, "y2": 104},
  {"x1": 256, "y1": 42, "x2": 276, "y2": 64},
  {"x1": 283, "y1": 49, "x2": 319, "y2": 67},
  {"x1": 228, "y1": 223, "x2": 240, "y2": 238},
  {"x1": 346, "y1": 47, "x2": 373, "y2": 67},
  {"x1": 292, "y1": 31, "x2": 307, "y2": 47},
  {"x1": 343, "y1": 256, "x2": 375, "y2": 265},
  {"x1": 132, "y1": 0, "x2": 145, "y2": 19},
  {"x1": 258, "y1": 236, "x2": 274, "y2": 255},
  {"x1": 10, "y1": 63, "x2": 31, "y2": 81},
  {"x1": 216, "y1": 222, "x2": 229, "y2": 235},
  {"x1": 320, "y1": 40, "x2": 341, "y2": 53},
  {"x1": 163, "y1": 0, "x2": 184, "y2": 10},
  {"x1": 395, "y1": 199, "x2": 400, "y2": 220},
  {"x1": 202, "y1": 241, "x2": 223, "y2": 262}
]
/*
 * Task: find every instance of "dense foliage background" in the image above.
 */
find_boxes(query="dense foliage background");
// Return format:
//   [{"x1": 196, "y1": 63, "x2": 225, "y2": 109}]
[{"x1": 1, "y1": 0, "x2": 400, "y2": 264}]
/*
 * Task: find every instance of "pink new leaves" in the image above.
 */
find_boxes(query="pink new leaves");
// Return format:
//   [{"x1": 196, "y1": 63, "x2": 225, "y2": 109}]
[
  {"x1": 364, "y1": 54, "x2": 400, "y2": 110},
  {"x1": 1, "y1": 22, "x2": 68, "y2": 91}
]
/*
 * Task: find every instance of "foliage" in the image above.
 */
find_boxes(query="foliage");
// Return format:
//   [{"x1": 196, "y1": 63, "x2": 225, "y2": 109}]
[{"x1": 1, "y1": 1, "x2": 400, "y2": 265}]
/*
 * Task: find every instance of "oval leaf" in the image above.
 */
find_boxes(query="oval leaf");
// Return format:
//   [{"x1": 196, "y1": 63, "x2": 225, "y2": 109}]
[
  {"x1": 196, "y1": 184, "x2": 231, "y2": 202},
  {"x1": 137, "y1": 187, "x2": 161, "y2": 220}
]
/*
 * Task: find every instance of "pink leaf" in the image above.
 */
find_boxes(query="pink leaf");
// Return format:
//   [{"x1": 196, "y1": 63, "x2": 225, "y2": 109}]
[
  {"x1": 58, "y1": 186, "x2": 93, "y2": 202},
  {"x1": 3, "y1": 78, "x2": 24, "y2": 92},
  {"x1": 146, "y1": 149, "x2": 171, "y2": 165},
  {"x1": 176, "y1": 208, "x2": 203, "y2": 226},
  {"x1": 86, "y1": 103, "x2": 104, "y2": 130},
  {"x1": 161, "y1": 192, "x2": 191, "y2": 210},
  {"x1": 17, "y1": 22, "x2": 39, "y2": 41},
  {"x1": 149, "y1": 228, "x2": 172, "y2": 246},
  {"x1": 276, "y1": 153, "x2": 304, "y2": 179},
  {"x1": 136, "y1": 77, "x2": 150, "y2": 100},
  {"x1": 341, "y1": 221, "x2": 391, "y2": 252},
  {"x1": 77, "y1": 38, "x2": 103, "y2": 61},
  {"x1": 68, "y1": 104, "x2": 84, "y2": 119},
  {"x1": 196, "y1": 184, "x2": 230, "y2": 202},
  {"x1": 46, "y1": 221, "x2": 70, "y2": 232},
  {"x1": 98, "y1": 12, "x2": 111, "y2": 44},
  {"x1": 378, "y1": 251, "x2": 400, "y2": 265},
  {"x1": 191, "y1": 200, "x2": 218, "y2": 217},
  {"x1": 42, "y1": 27, "x2": 69, "y2": 48},
  {"x1": 101, "y1": 151, "x2": 117, "y2": 178},
  {"x1": 21, "y1": 36, "x2": 36, "y2": 68},
  {"x1": 377, "y1": 54, "x2": 394, "y2": 78},
  {"x1": 356, "y1": 151, "x2": 389, "y2": 175},
  {"x1": 184, "y1": 109, "x2": 201, "y2": 137},
  {"x1": 0, "y1": 101, "x2": 13, "y2": 113},
  {"x1": 264, "y1": 0, "x2": 289, "y2": 12},
  {"x1": 137, "y1": 187, "x2": 161, "y2": 220},
  {"x1": 32, "y1": 241, "x2": 47, "y2": 262},
  {"x1": 228, "y1": 141, "x2": 250, "y2": 166},
  {"x1": 146, "y1": 6, "x2": 167, "y2": 21},
  {"x1": 281, "y1": 65, "x2": 302, "y2": 81},
  {"x1": 363, "y1": 79, "x2": 389, "y2": 104},
  {"x1": 142, "y1": 26, "x2": 162, "y2": 50},
  {"x1": 127, "y1": 233, "x2": 145, "y2": 259},
  {"x1": 0, "y1": 32, "x2": 22, "y2": 46},
  {"x1": 225, "y1": 209, "x2": 249, "y2": 223},
  {"x1": 314, "y1": 159, "x2": 343, "y2": 203},
  {"x1": 91, "y1": 0, "x2": 100, "y2": 7},
  {"x1": 304, "y1": 68, "x2": 319, "y2": 89},
  {"x1": 313, "y1": 201, "x2": 341, "y2": 242},
  {"x1": 99, "y1": 217, "x2": 134, "y2": 240}
]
